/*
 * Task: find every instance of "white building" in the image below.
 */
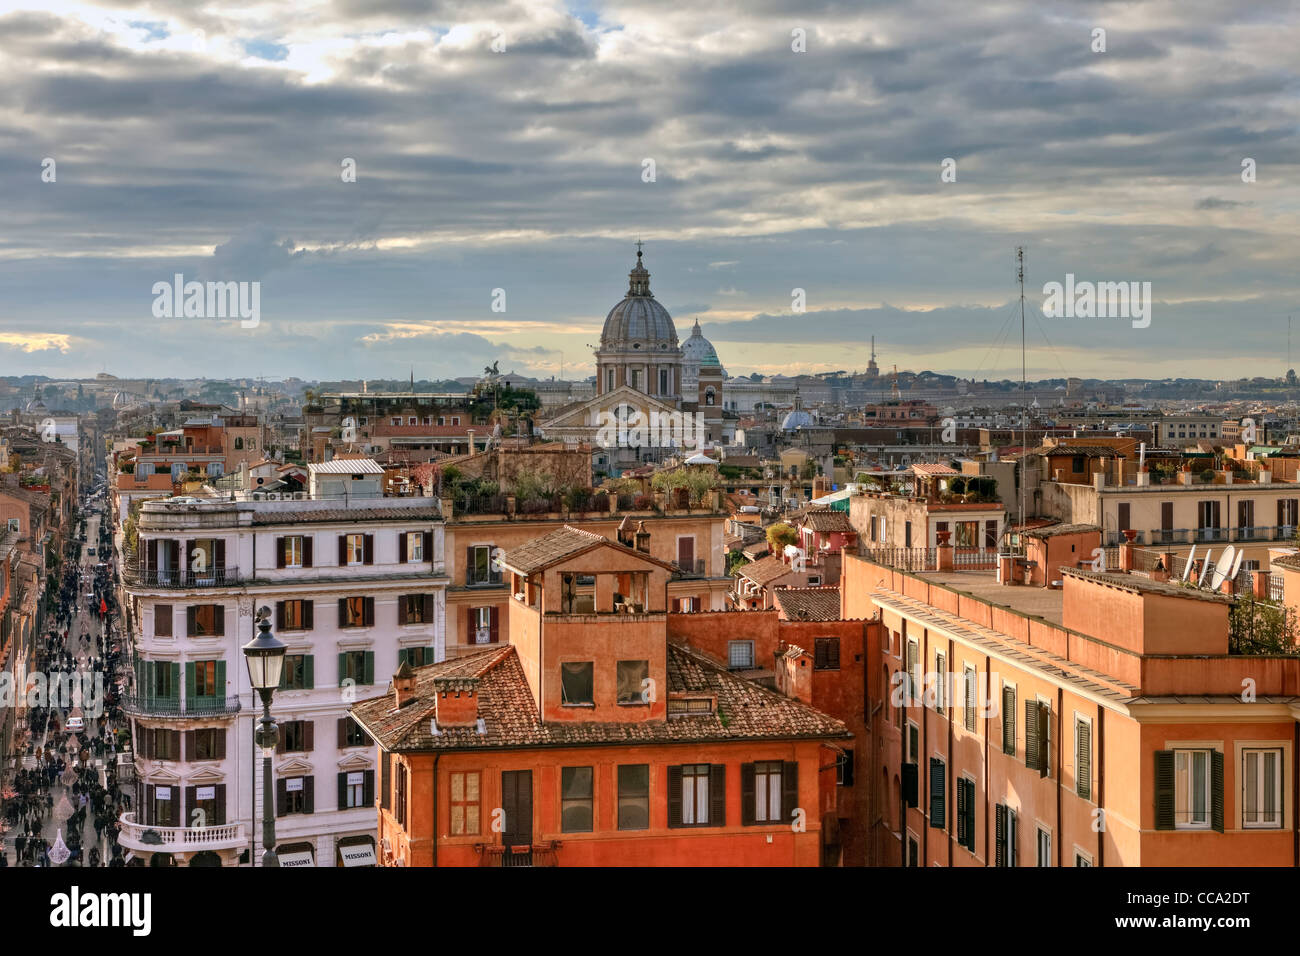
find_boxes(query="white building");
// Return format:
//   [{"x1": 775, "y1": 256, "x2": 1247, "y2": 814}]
[{"x1": 117, "y1": 470, "x2": 447, "y2": 867}]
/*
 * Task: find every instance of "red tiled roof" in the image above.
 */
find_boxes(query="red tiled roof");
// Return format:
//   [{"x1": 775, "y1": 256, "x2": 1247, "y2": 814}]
[
  {"x1": 773, "y1": 586, "x2": 842, "y2": 621},
  {"x1": 502, "y1": 525, "x2": 677, "y2": 575},
  {"x1": 737, "y1": 554, "x2": 797, "y2": 586},
  {"x1": 797, "y1": 509, "x2": 853, "y2": 533},
  {"x1": 248, "y1": 505, "x2": 438, "y2": 526},
  {"x1": 911, "y1": 463, "x2": 959, "y2": 476},
  {"x1": 350, "y1": 643, "x2": 850, "y2": 752}
]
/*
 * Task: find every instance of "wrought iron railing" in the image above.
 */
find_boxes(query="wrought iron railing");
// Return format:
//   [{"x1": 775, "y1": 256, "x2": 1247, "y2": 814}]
[
  {"x1": 123, "y1": 567, "x2": 242, "y2": 588},
  {"x1": 122, "y1": 694, "x2": 241, "y2": 717}
]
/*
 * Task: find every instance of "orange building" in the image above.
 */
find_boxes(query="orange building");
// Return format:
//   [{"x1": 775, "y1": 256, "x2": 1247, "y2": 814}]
[{"x1": 351, "y1": 526, "x2": 852, "y2": 866}]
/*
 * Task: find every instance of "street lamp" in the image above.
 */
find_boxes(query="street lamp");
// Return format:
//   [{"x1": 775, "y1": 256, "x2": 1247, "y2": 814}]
[{"x1": 242, "y1": 606, "x2": 285, "y2": 868}]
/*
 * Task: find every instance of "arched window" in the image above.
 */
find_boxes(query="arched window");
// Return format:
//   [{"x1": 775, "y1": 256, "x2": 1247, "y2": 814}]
[
  {"x1": 234, "y1": 437, "x2": 244, "y2": 450},
  {"x1": 705, "y1": 388, "x2": 715, "y2": 406}
]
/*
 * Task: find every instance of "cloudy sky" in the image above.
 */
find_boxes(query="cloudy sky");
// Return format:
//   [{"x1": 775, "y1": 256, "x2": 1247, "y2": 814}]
[{"x1": 0, "y1": 0, "x2": 1296, "y2": 383}]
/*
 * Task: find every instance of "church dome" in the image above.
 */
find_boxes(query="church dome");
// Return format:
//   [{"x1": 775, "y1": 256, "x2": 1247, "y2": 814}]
[
  {"x1": 782, "y1": 410, "x2": 814, "y2": 430},
  {"x1": 599, "y1": 250, "x2": 679, "y2": 350},
  {"x1": 682, "y1": 320, "x2": 723, "y2": 370}
]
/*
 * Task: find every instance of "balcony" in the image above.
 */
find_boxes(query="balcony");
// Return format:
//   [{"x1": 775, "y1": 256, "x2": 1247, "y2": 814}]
[
  {"x1": 475, "y1": 842, "x2": 560, "y2": 867},
  {"x1": 123, "y1": 567, "x2": 243, "y2": 589},
  {"x1": 122, "y1": 695, "x2": 242, "y2": 718},
  {"x1": 117, "y1": 811, "x2": 246, "y2": 854}
]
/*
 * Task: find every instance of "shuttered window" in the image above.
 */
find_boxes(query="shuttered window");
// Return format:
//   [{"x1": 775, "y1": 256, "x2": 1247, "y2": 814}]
[
  {"x1": 906, "y1": 640, "x2": 919, "y2": 704},
  {"x1": 963, "y1": 665, "x2": 977, "y2": 731},
  {"x1": 1002, "y1": 685, "x2": 1016, "y2": 755},
  {"x1": 742, "y1": 761, "x2": 795, "y2": 825},
  {"x1": 928, "y1": 757, "x2": 945, "y2": 829},
  {"x1": 668, "y1": 764, "x2": 726, "y2": 827},
  {"x1": 994, "y1": 804, "x2": 1018, "y2": 866},
  {"x1": 934, "y1": 652, "x2": 946, "y2": 715},
  {"x1": 449, "y1": 771, "x2": 481, "y2": 835},
  {"x1": 1158, "y1": 748, "x2": 1223, "y2": 831},
  {"x1": 955, "y1": 777, "x2": 976, "y2": 851},
  {"x1": 814, "y1": 638, "x2": 840, "y2": 670},
  {"x1": 1025, "y1": 699, "x2": 1049, "y2": 776},
  {"x1": 1075, "y1": 718, "x2": 1092, "y2": 801}
]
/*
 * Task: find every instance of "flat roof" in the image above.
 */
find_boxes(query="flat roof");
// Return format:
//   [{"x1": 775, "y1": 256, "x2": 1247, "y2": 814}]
[{"x1": 917, "y1": 570, "x2": 1065, "y2": 625}]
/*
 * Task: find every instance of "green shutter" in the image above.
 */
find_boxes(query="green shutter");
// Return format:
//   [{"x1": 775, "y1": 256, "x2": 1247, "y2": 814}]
[
  {"x1": 1002, "y1": 686, "x2": 1016, "y2": 755},
  {"x1": 965, "y1": 780, "x2": 976, "y2": 850},
  {"x1": 995, "y1": 804, "x2": 1006, "y2": 866},
  {"x1": 338, "y1": 653, "x2": 347, "y2": 686},
  {"x1": 397, "y1": 648, "x2": 409, "y2": 668},
  {"x1": 305, "y1": 655, "x2": 314, "y2": 689},
  {"x1": 1154, "y1": 750, "x2": 1175, "y2": 830},
  {"x1": 956, "y1": 778, "x2": 967, "y2": 845},
  {"x1": 364, "y1": 651, "x2": 374, "y2": 685},
  {"x1": 169, "y1": 662, "x2": 180, "y2": 705},
  {"x1": 215, "y1": 660, "x2": 225, "y2": 700},
  {"x1": 1211, "y1": 749, "x2": 1224, "y2": 833},
  {"x1": 1037, "y1": 703, "x2": 1051, "y2": 777},
  {"x1": 928, "y1": 758, "x2": 945, "y2": 829},
  {"x1": 186, "y1": 662, "x2": 196, "y2": 703},
  {"x1": 1024, "y1": 699, "x2": 1038, "y2": 771},
  {"x1": 1076, "y1": 720, "x2": 1092, "y2": 801},
  {"x1": 423, "y1": 646, "x2": 435, "y2": 666}
]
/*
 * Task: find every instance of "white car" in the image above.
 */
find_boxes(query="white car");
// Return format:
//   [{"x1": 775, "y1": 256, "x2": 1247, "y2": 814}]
[{"x1": 66, "y1": 717, "x2": 84, "y2": 731}]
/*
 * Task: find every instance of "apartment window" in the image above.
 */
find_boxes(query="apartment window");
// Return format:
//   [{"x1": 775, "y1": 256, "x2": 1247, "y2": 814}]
[
  {"x1": 1238, "y1": 500, "x2": 1255, "y2": 534},
  {"x1": 561, "y1": 767, "x2": 594, "y2": 833},
  {"x1": 151, "y1": 787, "x2": 176, "y2": 827},
  {"x1": 670, "y1": 764, "x2": 724, "y2": 827},
  {"x1": 869, "y1": 516, "x2": 878, "y2": 542},
  {"x1": 450, "y1": 771, "x2": 480, "y2": 835},
  {"x1": 186, "y1": 604, "x2": 225, "y2": 637},
  {"x1": 955, "y1": 776, "x2": 976, "y2": 851},
  {"x1": 338, "y1": 716, "x2": 368, "y2": 748},
  {"x1": 1242, "y1": 748, "x2": 1283, "y2": 828},
  {"x1": 617, "y1": 765, "x2": 650, "y2": 830},
  {"x1": 928, "y1": 757, "x2": 946, "y2": 830},
  {"x1": 390, "y1": 417, "x2": 400, "y2": 426},
  {"x1": 904, "y1": 521, "x2": 912, "y2": 548},
  {"x1": 994, "y1": 804, "x2": 1018, "y2": 866},
  {"x1": 906, "y1": 639, "x2": 919, "y2": 704},
  {"x1": 399, "y1": 594, "x2": 433, "y2": 625},
  {"x1": 934, "y1": 651, "x2": 946, "y2": 715},
  {"x1": 339, "y1": 771, "x2": 373, "y2": 810},
  {"x1": 1075, "y1": 851, "x2": 1093, "y2": 867},
  {"x1": 190, "y1": 728, "x2": 225, "y2": 761},
  {"x1": 1071, "y1": 456, "x2": 1085, "y2": 474},
  {"x1": 422, "y1": 416, "x2": 432, "y2": 426},
  {"x1": 146, "y1": 728, "x2": 181, "y2": 761},
  {"x1": 147, "y1": 661, "x2": 177, "y2": 701},
  {"x1": 397, "y1": 646, "x2": 434, "y2": 667},
  {"x1": 561, "y1": 662, "x2": 594, "y2": 706},
  {"x1": 344, "y1": 533, "x2": 366, "y2": 566},
  {"x1": 278, "y1": 776, "x2": 314, "y2": 816},
  {"x1": 153, "y1": 605, "x2": 172, "y2": 638},
  {"x1": 1002, "y1": 684, "x2": 1016, "y2": 755},
  {"x1": 748, "y1": 760, "x2": 791, "y2": 825},
  {"x1": 190, "y1": 660, "x2": 220, "y2": 698},
  {"x1": 1075, "y1": 717, "x2": 1092, "y2": 801},
  {"x1": 1117, "y1": 502, "x2": 1131, "y2": 532},
  {"x1": 907, "y1": 834, "x2": 920, "y2": 867},
  {"x1": 281, "y1": 720, "x2": 312, "y2": 753},
  {"x1": 617, "y1": 660, "x2": 649, "y2": 704},
  {"x1": 466, "y1": 544, "x2": 502, "y2": 586},
  {"x1": 405, "y1": 532, "x2": 425, "y2": 562},
  {"x1": 394, "y1": 764, "x2": 407, "y2": 827},
  {"x1": 278, "y1": 535, "x2": 308, "y2": 568},
  {"x1": 963, "y1": 665, "x2": 977, "y2": 732},
  {"x1": 907, "y1": 721, "x2": 919, "y2": 764},
  {"x1": 277, "y1": 599, "x2": 313, "y2": 631},
  {"x1": 468, "y1": 606, "x2": 499, "y2": 644},
  {"x1": 1025, "y1": 699, "x2": 1050, "y2": 776},
  {"x1": 814, "y1": 637, "x2": 840, "y2": 670},
  {"x1": 339, "y1": 650, "x2": 374, "y2": 685},
  {"x1": 1154, "y1": 748, "x2": 1223, "y2": 831},
  {"x1": 728, "y1": 640, "x2": 755, "y2": 669},
  {"x1": 1037, "y1": 828, "x2": 1051, "y2": 867},
  {"x1": 836, "y1": 751, "x2": 854, "y2": 786},
  {"x1": 338, "y1": 596, "x2": 374, "y2": 628},
  {"x1": 281, "y1": 654, "x2": 313, "y2": 690}
]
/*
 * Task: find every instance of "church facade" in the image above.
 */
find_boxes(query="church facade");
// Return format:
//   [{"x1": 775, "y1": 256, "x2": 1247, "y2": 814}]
[{"x1": 540, "y1": 248, "x2": 728, "y2": 477}]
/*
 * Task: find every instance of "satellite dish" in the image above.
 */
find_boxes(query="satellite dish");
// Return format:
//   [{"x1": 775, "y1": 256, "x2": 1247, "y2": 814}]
[
  {"x1": 1209, "y1": 545, "x2": 1235, "y2": 590},
  {"x1": 1197, "y1": 549, "x2": 1214, "y2": 588},
  {"x1": 1181, "y1": 546, "x2": 1197, "y2": 583},
  {"x1": 1228, "y1": 550, "x2": 1245, "y2": 588}
]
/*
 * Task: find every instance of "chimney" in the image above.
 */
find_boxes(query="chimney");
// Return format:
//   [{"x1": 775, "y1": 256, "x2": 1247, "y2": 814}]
[
  {"x1": 1092, "y1": 468, "x2": 1105, "y2": 492},
  {"x1": 1259, "y1": 463, "x2": 1272, "y2": 484},
  {"x1": 393, "y1": 660, "x2": 417, "y2": 708},
  {"x1": 467, "y1": 429, "x2": 475, "y2": 454},
  {"x1": 240, "y1": 458, "x2": 250, "y2": 491},
  {"x1": 433, "y1": 677, "x2": 479, "y2": 727},
  {"x1": 1137, "y1": 467, "x2": 1150, "y2": 487},
  {"x1": 635, "y1": 520, "x2": 651, "y2": 554}
]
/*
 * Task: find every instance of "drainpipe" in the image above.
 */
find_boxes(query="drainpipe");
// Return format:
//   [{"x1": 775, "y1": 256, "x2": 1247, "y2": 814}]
[
  {"x1": 1097, "y1": 708, "x2": 1105, "y2": 867},
  {"x1": 1056, "y1": 686, "x2": 1063, "y2": 866},
  {"x1": 431, "y1": 752, "x2": 441, "y2": 868},
  {"x1": 983, "y1": 651, "x2": 991, "y2": 866},
  {"x1": 947, "y1": 634, "x2": 954, "y2": 867},
  {"x1": 1293, "y1": 722, "x2": 1299, "y2": 867}
]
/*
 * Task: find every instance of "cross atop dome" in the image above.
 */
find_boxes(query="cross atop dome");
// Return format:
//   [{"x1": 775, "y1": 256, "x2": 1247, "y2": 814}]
[{"x1": 628, "y1": 241, "x2": 651, "y2": 296}]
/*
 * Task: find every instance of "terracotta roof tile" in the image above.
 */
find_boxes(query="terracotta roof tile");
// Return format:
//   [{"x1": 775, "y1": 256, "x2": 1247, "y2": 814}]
[
  {"x1": 797, "y1": 509, "x2": 853, "y2": 533},
  {"x1": 773, "y1": 586, "x2": 842, "y2": 621},
  {"x1": 736, "y1": 554, "x2": 797, "y2": 586}
]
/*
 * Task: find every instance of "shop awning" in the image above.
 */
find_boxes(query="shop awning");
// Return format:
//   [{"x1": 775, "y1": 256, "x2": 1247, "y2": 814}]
[
  {"x1": 338, "y1": 843, "x2": 376, "y2": 867},
  {"x1": 278, "y1": 850, "x2": 315, "y2": 867}
]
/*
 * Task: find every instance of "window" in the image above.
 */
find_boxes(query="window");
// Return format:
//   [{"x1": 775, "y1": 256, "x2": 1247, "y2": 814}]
[
  {"x1": 906, "y1": 639, "x2": 919, "y2": 704},
  {"x1": 617, "y1": 764, "x2": 650, "y2": 830},
  {"x1": 1075, "y1": 851, "x2": 1093, "y2": 867},
  {"x1": 344, "y1": 533, "x2": 365, "y2": 565},
  {"x1": 339, "y1": 650, "x2": 374, "y2": 685},
  {"x1": 561, "y1": 662, "x2": 594, "y2": 706},
  {"x1": 955, "y1": 776, "x2": 976, "y2": 851},
  {"x1": 146, "y1": 728, "x2": 181, "y2": 761},
  {"x1": 399, "y1": 594, "x2": 432, "y2": 625},
  {"x1": 278, "y1": 776, "x2": 314, "y2": 816},
  {"x1": 1075, "y1": 717, "x2": 1092, "y2": 801},
  {"x1": 281, "y1": 654, "x2": 313, "y2": 690},
  {"x1": 995, "y1": 804, "x2": 1017, "y2": 866},
  {"x1": 617, "y1": 660, "x2": 649, "y2": 704},
  {"x1": 422, "y1": 416, "x2": 432, "y2": 426},
  {"x1": 394, "y1": 764, "x2": 407, "y2": 828},
  {"x1": 153, "y1": 605, "x2": 172, "y2": 638},
  {"x1": 907, "y1": 721, "x2": 919, "y2": 763},
  {"x1": 814, "y1": 637, "x2": 840, "y2": 670},
  {"x1": 904, "y1": 520, "x2": 912, "y2": 548},
  {"x1": 339, "y1": 771, "x2": 373, "y2": 810},
  {"x1": 1155, "y1": 748, "x2": 1223, "y2": 830},
  {"x1": 1242, "y1": 748, "x2": 1283, "y2": 828},
  {"x1": 406, "y1": 533, "x2": 424, "y2": 562},
  {"x1": 561, "y1": 767, "x2": 594, "y2": 833},
  {"x1": 934, "y1": 651, "x2": 946, "y2": 715},
  {"x1": 1037, "y1": 828, "x2": 1051, "y2": 867},
  {"x1": 1117, "y1": 502, "x2": 1131, "y2": 532},
  {"x1": 907, "y1": 834, "x2": 920, "y2": 867},
  {"x1": 339, "y1": 596, "x2": 374, "y2": 628},
  {"x1": 281, "y1": 720, "x2": 312, "y2": 753},
  {"x1": 280, "y1": 535, "x2": 306, "y2": 568},
  {"x1": 749, "y1": 760, "x2": 789, "y2": 825},
  {"x1": 1002, "y1": 684, "x2": 1016, "y2": 755},
  {"x1": 187, "y1": 604, "x2": 225, "y2": 637},
  {"x1": 963, "y1": 665, "x2": 977, "y2": 731},
  {"x1": 928, "y1": 757, "x2": 945, "y2": 829},
  {"x1": 670, "y1": 764, "x2": 724, "y2": 827},
  {"x1": 391, "y1": 417, "x2": 401, "y2": 426},
  {"x1": 1025, "y1": 699, "x2": 1050, "y2": 776},
  {"x1": 836, "y1": 751, "x2": 854, "y2": 786},
  {"x1": 1072, "y1": 456, "x2": 1085, "y2": 474},
  {"x1": 659, "y1": 368, "x2": 670, "y2": 395},
  {"x1": 450, "y1": 771, "x2": 480, "y2": 835},
  {"x1": 397, "y1": 646, "x2": 434, "y2": 667},
  {"x1": 191, "y1": 660, "x2": 219, "y2": 698},
  {"x1": 728, "y1": 640, "x2": 755, "y2": 669},
  {"x1": 277, "y1": 599, "x2": 313, "y2": 631},
  {"x1": 468, "y1": 606, "x2": 498, "y2": 644},
  {"x1": 190, "y1": 728, "x2": 224, "y2": 761},
  {"x1": 339, "y1": 716, "x2": 368, "y2": 748},
  {"x1": 151, "y1": 787, "x2": 176, "y2": 827},
  {"x1": 466, "y1": 545, "x2": 502, "y2": 586}
]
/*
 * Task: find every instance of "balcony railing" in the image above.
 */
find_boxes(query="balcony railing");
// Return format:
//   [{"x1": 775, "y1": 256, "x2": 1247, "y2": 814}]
[
  {"x1": 122, "y1": 694, "x2": 241, "y2": 717},
  {"x1": 117, "y1": 811, "x2": 245, "y2": 852},
  {"x1": 123, "y1": 567, "x2": 243, "y2": 589},
  {"x1": 476, "y1": 842, "x2": 560, "y2": 867},
  {"x1": 1130, "y1": 526, "x2": 1295, "y2": 547}
]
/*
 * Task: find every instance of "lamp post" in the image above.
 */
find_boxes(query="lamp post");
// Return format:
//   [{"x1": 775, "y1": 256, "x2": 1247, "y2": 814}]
[{"x1": 242, "y1": 606, "x2": 285, "y2": 868}]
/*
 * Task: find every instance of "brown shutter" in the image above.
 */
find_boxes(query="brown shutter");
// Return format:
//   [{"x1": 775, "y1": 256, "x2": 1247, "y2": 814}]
[
  {"x1": 381, "y1": 755, "x2": 391, "y2": 811},
  {"x1": 994, "y1": 804, "x2": 1006, "y2": 866},
  {"x1": 215, "y1": 605, "x2": 224, "y2": 636},
  {"x1": 184, "y1": 731, "x2": 194, "y2": 761},
  {"x1": 782, "y1": 761, "x2": 799, "y2": 824},
  {"x1": 215, "y1": 784, "x2": 226, "y2": 826},
  {"x1": 146, "y1": 539, "x2": 157, "y2": 571},
  {"x1": 303, "y1": 537, "x2": 313, "y2": 568},
  {"x1": 1025, "y1": 699, "x2": 1038, "y2": 771},
  {"x1": 276, "y1": 778, "x2": 286, "y2": 817},
  {"x1": 215, "y1": 539, "x2": 225, "y2": 570},
  {"x1": 338, "y1": 717, "x2": 348, "y2": 748},
  {"x1": 365, "y1": 597, "x2": 375, "y2": 627},
  {"x1": 465, "y1": 546, "x2": 474, "y2": 585},
  {"x1": 302, "y1": 600, "x2": 313, "y2": 630},
  {"x1": 423, "y1": 594, "x2": 433, "y2": 623},
  {"x1": 276, "y1": 537, "x2": 286, "y2": 568},
  {"x1": 276, "y1": 601, "x2": 285, "y2": 631},
  {"x1": 186, "y1": 606, "x2": 196, "y2": 636},
  {"x1": 422, "y1": 531, "x2": 433, "y2": 560},
  {"x1": 276, "y1": 725, "x2": 286, "y2": 755},
  {"x1": 710, "y1": 765, "x2": 726, "y2": 826},
  {"x1": 1036, "y1": 703, "x2": 1050, "y2": 777},
  {"x1": 1211, "y1": 749, "x2": 1224, "y2": 833},
  {"x1": 215, "y1": 728, "x2": 226, "y2": 760},
  {"x1": 1077, "y1": 720, "x2": 1092, "y2": 800},
  {"x1": 338, "y1": 598, "x2": 347, "y2": 627},
  {"x1": 398, "y1": 532, "x2": 408, "y2": 562},
  {"x1": 338, "y1": 535, "x2": 347, "y2": 566},
  {"x1": 185, "y1": 786, "x2": 196, "y2": 827},
  {"x1": 364, "y1": 771, "x2": 375, "y2": 806},
  {"x1": 741, "y1": 763, "x2": 756, "y2": 825},
  {"x1": 363, "y1": 534, "x2": 374, "y2": 565},
  {"x1": 397, "y1": 597, "x2": 408, "y2": 626},
  {"x1": 304, "y1": 721, "x2": 314, "y2": 752},
  {"x1": 145, "y1": 785, "x2": 155, "y2": 825},
  {"x1": 489, "y1": 606, "x2": 499, "y2": 643},
  {"x1": 667, "y1": 766, "x2": 683, "y2": 827}
]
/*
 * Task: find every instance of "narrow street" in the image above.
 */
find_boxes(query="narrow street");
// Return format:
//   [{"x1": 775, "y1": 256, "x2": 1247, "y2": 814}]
[{"x1": 1, "y1": 490, "x2": 131, "y2": 867}]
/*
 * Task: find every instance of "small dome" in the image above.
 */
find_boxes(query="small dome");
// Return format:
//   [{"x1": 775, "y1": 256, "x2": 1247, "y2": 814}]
[
  {"x1": 682, "y1": 319, "x2": 723, "y2": 369},
  {"x1": 782, "y1": 410, "x2": 814, "y2": 430}
]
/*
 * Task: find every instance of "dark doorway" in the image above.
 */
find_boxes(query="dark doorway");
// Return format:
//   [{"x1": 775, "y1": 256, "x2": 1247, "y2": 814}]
[{"x1": 501, "y1": 770, "x2": 533, "y2": 866}]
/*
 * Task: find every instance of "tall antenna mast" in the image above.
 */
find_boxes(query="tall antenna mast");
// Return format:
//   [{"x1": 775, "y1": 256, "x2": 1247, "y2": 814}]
[{"x1": 1017, "y1": 246, "x2": 1027, "y2": 541}]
